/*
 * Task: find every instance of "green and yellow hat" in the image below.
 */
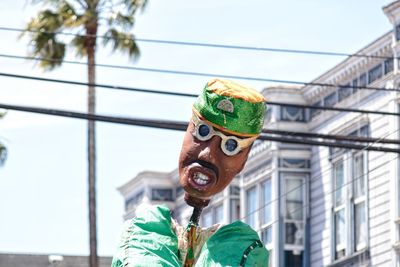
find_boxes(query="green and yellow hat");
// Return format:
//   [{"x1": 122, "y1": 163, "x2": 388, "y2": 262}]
[{"x1": 193, "y1": 79, "x2": 266, "y2": 137}]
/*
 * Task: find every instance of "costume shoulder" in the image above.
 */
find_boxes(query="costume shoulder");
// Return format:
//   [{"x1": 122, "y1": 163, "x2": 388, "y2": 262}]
[
  {"x1": 195, "y1": 221, "x2": 269, "y2": 267},
  {"x1": 111, "y1": 204, "x2": 181, "y2": 267}
]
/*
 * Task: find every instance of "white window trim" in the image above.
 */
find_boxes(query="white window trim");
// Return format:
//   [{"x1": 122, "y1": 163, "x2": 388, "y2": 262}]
[
  {"x1": 330, "y1": 151, "x2": 369, "y2": 263},
  {"x1": 282, "y1": 173, "x2": 307, "y2": 252}
]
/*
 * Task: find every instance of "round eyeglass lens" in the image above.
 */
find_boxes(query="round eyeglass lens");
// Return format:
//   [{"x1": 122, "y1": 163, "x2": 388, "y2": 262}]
[
  {"x1": 198, "y1": 124, "x2": 211, "y2": 137},
  {"x1": 225, "y1": 138, "x2": 238, "y2": 152}
]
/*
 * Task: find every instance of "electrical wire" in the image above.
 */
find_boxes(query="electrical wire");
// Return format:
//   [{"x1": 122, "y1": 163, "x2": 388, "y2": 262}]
[
  {"x1": 0, "y1": 71, "x2": 399, "y2": 117},
  {"x1": 0, "y1": 102, "x2": 399, "y2": 153},
  {"x1": 0, "y1": 53, "x2": 397, "y2": 92},
  {"x1": 0, "y1": 26, "x2": 392, "y2": 60}
]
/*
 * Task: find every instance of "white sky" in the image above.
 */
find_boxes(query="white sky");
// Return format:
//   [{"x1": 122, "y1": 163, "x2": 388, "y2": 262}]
[{"x1": 0, "y1": 0, "x2": 394, "y2": 256}]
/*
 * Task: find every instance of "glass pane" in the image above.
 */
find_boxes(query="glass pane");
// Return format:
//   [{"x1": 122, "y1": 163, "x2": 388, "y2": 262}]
[
  {"x1": 285, "y1": 250, "x2": 303, "y2": 267},
  {"x1": 285, "y1": 179, "x2": 303, "y2": 220},
  {"x1": 324, "y1": 92, "x2": 337, "y2": 107},
  {"x1": 262, "y1": 179, "x2": 272, "y2": 224},
  {"x1": 230, "y1": 186, "x2": 240, "y2": 196},
  {"x1": 334, "y1": 161, "x2": 345, "y2": 207},
  {"x1": 246, "y1": 187, "x2": 257, "y2": 228},
  {"x1": 368, "y1": 64, "x2": 383, "y2": 84},
  {"x1": 359, "y1": 73, "x2": 367, "y2": 87},
  {"x1": 353, "y1": 154, "x2": 365, "y2": 198},
  {"x1": 281, "y1": 106, "x2": 305, "y2": 122},
  {"x1": 396, "y1": 23, "x2": 400, "y2": 41},
  {"x1": 285, "y1": 222, "x2": 303, "y2": 245},
  {"x1": 352, "y1": 78, "x2": 358, "y2": 94},
  {"x1": 202, "y1": 210, "x2": 212, "y2": 227},
  {"x1": 384, "y1": 58, "x2": 394, "y2": 74},
  {"x1": 310, "y1": 100, "x2": 322, "y2": 119},
  {"x1": 261, "y1": 226, "x2": 272, "y2": 245},
  {"x1": 151, "y1": 188, "x2": 173, "y2": 201},
  {"x1": 355, "y1": 202, "x2": 366, "y2": 251},
  {"x1": 338, "y1": 84, "x2": 352, "y2": 101},
  {"x1": 335, "y1": 209, "x2": 346, "y2": 256},
  {"x1": 230, "y1": 199, "x2": 240, "y2": 222},
  {"x1": 214, "y1": 205, "x2": 223, "y2": 223}
]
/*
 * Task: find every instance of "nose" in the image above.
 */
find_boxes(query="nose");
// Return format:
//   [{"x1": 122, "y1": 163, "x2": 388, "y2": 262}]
[{"x1": 198, "y1": 136, "x2": 222, "y2": 161}]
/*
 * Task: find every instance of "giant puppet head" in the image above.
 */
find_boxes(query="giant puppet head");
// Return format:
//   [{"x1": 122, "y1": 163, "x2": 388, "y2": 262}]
[{"x1": 179, "y1": 79, "x2": 266, "y2": 208}]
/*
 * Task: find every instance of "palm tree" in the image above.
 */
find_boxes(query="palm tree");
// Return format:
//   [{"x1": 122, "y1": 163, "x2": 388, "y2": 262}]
[
  {"x1": 22, "y1": 1, "x2": 146, "y2": 266},
  {"x1": 0, "y1": 111, "x2": 7, "y2": 166}
]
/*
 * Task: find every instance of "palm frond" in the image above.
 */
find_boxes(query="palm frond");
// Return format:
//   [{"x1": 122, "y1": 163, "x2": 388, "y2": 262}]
[
  {"x1": 107, "y1": 11, "x2": 135, "y2": 30},
  {"x1": 103, "y1": 28, "x2": 140, "y2": 60},
  {"x1": 121, "y1": 0, "x2": 148, "y2": 15},
  {"x1": 71, "y1": 35, "x2": 87, "y2": 57},
  {"x1": 58, "y1": 1, "x2": 85, "y2": 28}
]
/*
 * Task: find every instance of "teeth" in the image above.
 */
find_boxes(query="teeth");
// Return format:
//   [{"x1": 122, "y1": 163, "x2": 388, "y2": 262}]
[{"x1": 193, "y1": 173, "x2": 210, "y2": 185}]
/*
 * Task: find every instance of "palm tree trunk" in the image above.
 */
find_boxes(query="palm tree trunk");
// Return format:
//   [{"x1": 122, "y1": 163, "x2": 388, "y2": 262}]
[{"x1": 87, "y1": 25, "x2": 98, "y2": 267}]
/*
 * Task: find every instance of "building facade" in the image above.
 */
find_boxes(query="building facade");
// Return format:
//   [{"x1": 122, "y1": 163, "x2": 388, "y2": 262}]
[
  {"x1": 118, "y1": 2, "x2": 400, "y2": 266},
  {"x1": 0, "y1": 253, "x2": 112, "y2": 267}
]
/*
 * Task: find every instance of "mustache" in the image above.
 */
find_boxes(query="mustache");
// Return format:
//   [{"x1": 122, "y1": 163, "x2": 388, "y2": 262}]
[{"x1": 193, "y1": 159, "x2": 219, "y2": 178}]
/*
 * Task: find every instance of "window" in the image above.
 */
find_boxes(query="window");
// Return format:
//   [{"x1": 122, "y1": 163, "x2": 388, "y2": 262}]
[
  {"x1": 333, "y1": 160, "x2": 346, "y2": 259},
  {"x1": 202, "y1": 209, "x2": 213, "y2": 227},
  {"x1": 359, "y1": 73, "x2": 367, "y2": 88},
  {"x1": 331, "y1": 151, "x2": 368, "y2": 262},
  {"x1": 384, "y1": 58, "x2": 394, "y2": 74},
  {"x1": 214, "y1": 205, "x2": 224, "y2": 223},
  {"x1": 284, "y1": 177, "x2": 304, "y2": 247},
  {"x1": 396, "y1": 23, "x2": 400, "y2": 41},
  {"x1": 265, "y1": 106, "x2": 273, "y2": 124},
  {"x1": 261, "y1": 179, "x2": 272, "y2": 246},
  {"x1": 279, "y1": 158, "x2": 310, "y2": 169},
  {"x1": 230, "y1": 186, "x2": 240, "y2": 196},
  {"x1": 125, "y1": 191, "x2": 144, "y2": 211},
  {"x1": 368, "y1": 64, "x2": 383, "y2": 84},
  {"x1": 352, "y1": 78, "x2": 358, "y2": 94},
  {"x1": 151, "y1": 188, "x2": 173, "y2": 201},
  {"x1": 338, "y1": 84, "x2": 352, "y2": 102},
  {"x1": 281, "y1": 173, "x2": 306, "y2": 267},
  {"x1": 176, "y1": 186, "x2": 184, "y2": 197},
  {"x1": 353, "y1": 153, "x2": 367, "y2": 251},
  {"x1": 310, "y1": 100, "x2": 322, "y2": 119},
  {"x1": 285, "y1": 250, "x2": 303, "y2": 266},
  {"x1": 246, "y1": 186, "x2": 258, "y2": 228},
  {"x1": 280, "y1": 106, "x2": 306, "y2": 122},
  {"x1": 230, "y1": 198, "x2": 240, "y2": 222},
  {"x1": 324, "y1": 92, "x2": 338, "y2": 107}
]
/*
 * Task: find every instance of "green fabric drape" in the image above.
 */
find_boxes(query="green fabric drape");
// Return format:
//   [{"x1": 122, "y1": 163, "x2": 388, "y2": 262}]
[{"x1": 111, "y1": 205, "x2": 269, "y2": 267}]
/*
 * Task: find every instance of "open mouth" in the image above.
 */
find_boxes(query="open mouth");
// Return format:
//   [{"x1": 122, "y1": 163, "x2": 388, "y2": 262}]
[
  {"x1": 193, "y1": 172, "x2": 211, "y2": 186},
  {"x1": 185, "y1": 160, "x2": 218, "y2": 193}
]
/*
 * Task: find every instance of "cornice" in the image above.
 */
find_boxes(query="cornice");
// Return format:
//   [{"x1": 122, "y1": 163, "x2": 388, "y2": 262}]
[{"x1": 302, "y1": 31, "x2": 392, "y2": 102}]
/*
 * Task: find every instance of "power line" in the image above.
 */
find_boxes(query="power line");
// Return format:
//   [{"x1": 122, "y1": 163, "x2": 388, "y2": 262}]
[
  {"x1": 262, "y1": 129, "x2": 400, "y2": 145},
  {"x1": 0, "y1": 71, "x2": 399, "y2": 117},
  {"x1": 0, "y1": 102, "x2": 399, "y2": 153},
  {"x1": 0, "y1": 26, "x2": 392, "y2": 60},
  {"x1": 0, "y1": 52, "x2": 397, "y2": 93}
]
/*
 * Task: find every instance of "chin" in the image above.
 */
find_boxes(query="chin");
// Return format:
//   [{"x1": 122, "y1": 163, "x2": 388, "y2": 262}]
[{"x1": 184, "y1": 192, "x2": 211, "y2": 208}]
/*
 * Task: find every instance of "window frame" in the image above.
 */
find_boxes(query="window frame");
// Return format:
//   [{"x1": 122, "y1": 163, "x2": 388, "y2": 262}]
[
  {"x1": 260, "y1": 178, "x2": 273, "y2": 247},
  {"x1": 282, "y1": 172, "x2": 307, "y2": 252},
  {"x1": 330, "y1": 150, "x2": 369, "y2": 263}
]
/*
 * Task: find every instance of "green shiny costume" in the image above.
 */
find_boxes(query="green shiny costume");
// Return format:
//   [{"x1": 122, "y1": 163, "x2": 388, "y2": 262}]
[{"x1": 111, "y1": 205, "x2": 269, "y2": 267}]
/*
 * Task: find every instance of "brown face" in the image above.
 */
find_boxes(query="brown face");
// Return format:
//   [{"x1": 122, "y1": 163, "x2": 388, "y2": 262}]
[{"x1": 179, "y1": 120, "x2": 252, "y2": 208}]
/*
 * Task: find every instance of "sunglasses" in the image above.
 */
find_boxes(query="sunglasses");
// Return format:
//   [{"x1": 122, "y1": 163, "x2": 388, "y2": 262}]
[{"x1": 191, "y1": 113, "x2": 257, "y2": 156}]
